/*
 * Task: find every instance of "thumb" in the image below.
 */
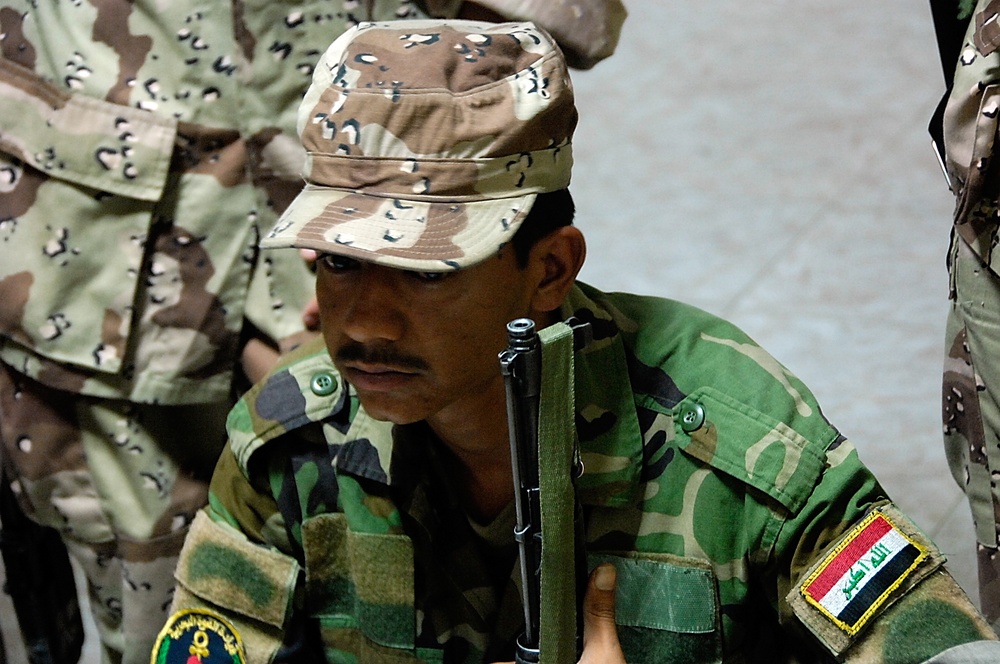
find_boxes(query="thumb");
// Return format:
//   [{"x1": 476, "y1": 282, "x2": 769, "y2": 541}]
[{"x1": 581, "y1": 563, "x2": 622, "y2": 659}]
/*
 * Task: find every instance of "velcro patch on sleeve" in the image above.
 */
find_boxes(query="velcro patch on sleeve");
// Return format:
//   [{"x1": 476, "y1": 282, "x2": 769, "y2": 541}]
[
  {"x1": 801, "y1": 510, "x2": 928, "y2": 635},
  {"x1": 174, "y1": 510, "x2": 299, "y2": 629}
]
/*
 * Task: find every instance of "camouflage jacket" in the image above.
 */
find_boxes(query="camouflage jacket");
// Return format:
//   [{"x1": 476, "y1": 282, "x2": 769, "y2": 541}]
[
  {"x1": 166, "y1": 283, "x2": 998, "y2": 663},
  {"x1": 0, "y1": 0, "x2": 624, "y2": 404}
]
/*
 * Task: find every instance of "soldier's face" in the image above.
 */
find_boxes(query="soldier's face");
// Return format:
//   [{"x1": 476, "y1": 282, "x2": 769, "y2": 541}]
[{"x1": 315, "y1": 247, "x2": 536, "y2": 427}]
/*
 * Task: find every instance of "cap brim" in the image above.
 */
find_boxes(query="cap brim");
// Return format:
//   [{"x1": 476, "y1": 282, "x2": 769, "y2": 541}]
[{"x1": 261, "y1": 184, "x2": 534, "y2": 271}]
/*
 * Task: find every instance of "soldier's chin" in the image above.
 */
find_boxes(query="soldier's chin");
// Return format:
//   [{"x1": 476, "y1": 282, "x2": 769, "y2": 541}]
[{"x1": 354, "y1": 394, "x2": 426, "y2": 426}]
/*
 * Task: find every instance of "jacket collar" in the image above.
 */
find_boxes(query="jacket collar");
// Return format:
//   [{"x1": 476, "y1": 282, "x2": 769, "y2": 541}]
[
  {"x1": 558, "y1": 283, "x2": 644, "y2": 507},
  {"x1": 328, "y1": 283, "x2": 646, "y2": 507}
]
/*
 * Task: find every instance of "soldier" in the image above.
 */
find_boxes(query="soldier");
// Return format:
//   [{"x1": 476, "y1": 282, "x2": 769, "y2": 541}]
[
  {"x1": 157, "y1": 19, "x2": 1000, "y2": 663},
  {"x1": 934, "y1": 0, "x2": 1000, "y2": 635},
  {"x1": 0, "y1": 2, "x2": 625, "y2": 663}
]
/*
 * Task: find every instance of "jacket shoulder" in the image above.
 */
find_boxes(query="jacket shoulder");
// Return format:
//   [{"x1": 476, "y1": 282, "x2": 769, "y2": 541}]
[
  {"x1": 227, "y1": 337, "x2": 349, "y2": 473},
  {"x1": 591, "y1": 288, "x2": 840, "y2": 512}
]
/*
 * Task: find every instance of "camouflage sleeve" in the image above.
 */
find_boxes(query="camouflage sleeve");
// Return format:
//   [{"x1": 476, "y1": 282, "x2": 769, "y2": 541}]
[
  {"x1": 466, "y1": 0, "x2": 626, "y2": 68},
  {"x1": 204, "y1": 443, "x2": 296, "y2": 549},
  {"x1": 161, "y1": 444, "x2": 308, "y2": 663},
  {"x1": 774, "y1": 440, "x2": 998, "y2": 661},
  {"x1": 167, "y1": 510, "x2": 301, "y2": 663}
]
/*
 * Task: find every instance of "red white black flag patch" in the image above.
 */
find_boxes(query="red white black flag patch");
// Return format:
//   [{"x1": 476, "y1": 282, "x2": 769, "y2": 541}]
[{"x1": 800, "y1": 511, "x2": 928, "y2": 635}]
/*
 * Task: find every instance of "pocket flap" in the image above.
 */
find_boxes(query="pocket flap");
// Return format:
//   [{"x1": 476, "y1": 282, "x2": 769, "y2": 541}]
[
  {"x1": 0, "y1": 58, "x2": 175, "y2": 201},
  {"x1": 676, "y1": 387, "x2": 828, "y2": 513}
]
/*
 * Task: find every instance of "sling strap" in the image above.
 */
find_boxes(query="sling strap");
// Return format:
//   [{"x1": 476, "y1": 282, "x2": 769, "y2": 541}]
[{"x1": 537, "y1": 321, "x2": 580, "y2": 664}]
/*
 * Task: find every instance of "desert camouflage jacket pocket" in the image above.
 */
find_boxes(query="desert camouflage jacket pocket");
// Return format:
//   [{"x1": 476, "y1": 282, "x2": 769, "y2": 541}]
[{"x1": 0, "y1": 57, "x2": 176, "y2": 376}]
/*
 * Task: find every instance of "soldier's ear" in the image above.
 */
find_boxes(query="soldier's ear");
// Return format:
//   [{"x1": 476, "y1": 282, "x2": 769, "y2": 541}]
[{"x1": 528, "y1": 226, "x2": 586, "y2": 315}]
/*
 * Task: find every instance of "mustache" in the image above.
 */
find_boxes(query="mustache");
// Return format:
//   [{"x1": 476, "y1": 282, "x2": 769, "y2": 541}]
[{"x1": 335, "y1": 343, "x2": 430, "y2": 372}]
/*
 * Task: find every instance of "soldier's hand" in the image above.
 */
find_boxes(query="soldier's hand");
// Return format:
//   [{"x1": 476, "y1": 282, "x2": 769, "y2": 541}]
[
  {"x1": 492, "y1": 564, "x2": 625, "y2": 664},
  {"x1": 579, "y1": 563, "x2": 626, "y2": 663}
]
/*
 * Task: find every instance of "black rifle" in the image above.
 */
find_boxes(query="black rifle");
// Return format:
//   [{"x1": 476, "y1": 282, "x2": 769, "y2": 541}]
[
  {"x1": 500, "y1": 317, "x2": 590, "y2": 664},
  {"x1": 0, "y1": 472, "x2": 84, "y2": 664}
]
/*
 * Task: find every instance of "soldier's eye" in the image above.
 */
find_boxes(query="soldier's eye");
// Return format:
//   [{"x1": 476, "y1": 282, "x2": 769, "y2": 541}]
[
  {"x1": 412, "y1": 270, "x2": 449, "y2": 283},
  {"x1": 319, "y1": 254, "x2": 360, "y2": 273}
]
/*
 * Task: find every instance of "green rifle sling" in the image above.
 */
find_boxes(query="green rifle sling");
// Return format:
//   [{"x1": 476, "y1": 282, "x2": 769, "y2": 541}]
[{"x1": 537, "y1": 322, "x2": 579, "y2": 664}]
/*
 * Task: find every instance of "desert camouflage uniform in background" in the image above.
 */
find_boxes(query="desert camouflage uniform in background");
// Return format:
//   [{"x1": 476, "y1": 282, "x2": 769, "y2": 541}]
[
  {"x1": 169, "y1": 283, "x2": 997, "y2": 663},
  {"x1": 941, "y1": 0, "x2": 1000, "y2": 634},
  {"x1": 0, "y1": 2, "x2": 625, "y2": 662}
]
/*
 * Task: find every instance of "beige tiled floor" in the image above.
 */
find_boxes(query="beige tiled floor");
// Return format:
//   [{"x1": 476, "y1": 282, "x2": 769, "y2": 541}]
[{"x1": 0, "y1": 1, "x2": 983, "y2": 661}]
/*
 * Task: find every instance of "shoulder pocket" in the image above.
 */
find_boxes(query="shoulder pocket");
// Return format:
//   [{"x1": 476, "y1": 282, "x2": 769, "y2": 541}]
[
  {"x1": 172, "y1": 511, "x2": 299, "y2": 663},
  {"x1": 786, "y1": 504, "x2": 946, "y2": 657},
  {"x1": 675, "y1": 387, "x2": 829, "y2": 513}
]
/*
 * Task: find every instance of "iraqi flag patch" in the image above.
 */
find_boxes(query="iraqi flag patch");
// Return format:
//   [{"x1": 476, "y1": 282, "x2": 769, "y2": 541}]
[{"x1": 800, "y1": 511, "x2": 928, "y2": 635}]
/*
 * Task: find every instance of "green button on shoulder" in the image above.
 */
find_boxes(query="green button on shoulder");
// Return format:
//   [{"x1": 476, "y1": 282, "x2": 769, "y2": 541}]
[
  {"x1": 678, "y1": 402, "x2": 706, "y2": 433},
  {"x1": 310, "y1": 371, "x2": 338, "y2": 396}
]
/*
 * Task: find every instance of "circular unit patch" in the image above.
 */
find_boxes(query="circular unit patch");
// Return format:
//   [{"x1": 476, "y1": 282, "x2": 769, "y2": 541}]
[{"x1": 151, "y1": 609, "x2": 246, "y2": 664}]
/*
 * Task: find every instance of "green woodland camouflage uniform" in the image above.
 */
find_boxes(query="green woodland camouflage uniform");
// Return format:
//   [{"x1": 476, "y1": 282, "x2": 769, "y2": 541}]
[
  {"x1": 159, "y1": 19, "x2": 1000, "y2": 663},
  {"x1": 170, "y1": 285, "x2": 999, "y2": 663},
  {"x1": 0, "y1": 2, "x2": 624, "y2": 662},
  {"x1": 941, "y1": 0, "x2": 1000, "y2": 633}
]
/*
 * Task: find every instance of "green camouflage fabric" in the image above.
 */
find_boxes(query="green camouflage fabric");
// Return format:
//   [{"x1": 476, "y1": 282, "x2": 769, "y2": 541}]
[
  {"x1": 263, "y1": 20, "x2": 577, "y2": 272},
  {"x1": 169, "y1": 283, "x2": 998, "y2": 663},
  {"x1": 941, "y1": 0, "x2": 1000, "y2": 633}
]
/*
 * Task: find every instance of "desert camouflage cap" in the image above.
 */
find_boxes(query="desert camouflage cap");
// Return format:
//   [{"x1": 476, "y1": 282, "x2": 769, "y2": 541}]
[{"x1": 261, "y1": 19, "x2": 577, "y2": 271}]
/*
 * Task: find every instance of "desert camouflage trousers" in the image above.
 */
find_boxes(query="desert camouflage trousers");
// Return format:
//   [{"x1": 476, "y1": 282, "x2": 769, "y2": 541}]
[
  {"x1": 944, "y1": 232, "x2": 1000, "y2": 634},
  {"x1": 0, "y1": 361, "x2": 229, "y2": 664}
]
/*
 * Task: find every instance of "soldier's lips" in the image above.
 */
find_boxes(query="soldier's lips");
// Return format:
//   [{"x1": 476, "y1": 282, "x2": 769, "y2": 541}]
[{"x1": 342, "y1": 363, "x2": 420, "y2": 392}]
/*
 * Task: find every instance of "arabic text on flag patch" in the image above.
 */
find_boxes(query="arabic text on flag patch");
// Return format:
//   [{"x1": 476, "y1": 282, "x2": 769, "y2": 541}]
[{"x1": 800, "y1": 511, "x2": 927, "y2": 635}]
